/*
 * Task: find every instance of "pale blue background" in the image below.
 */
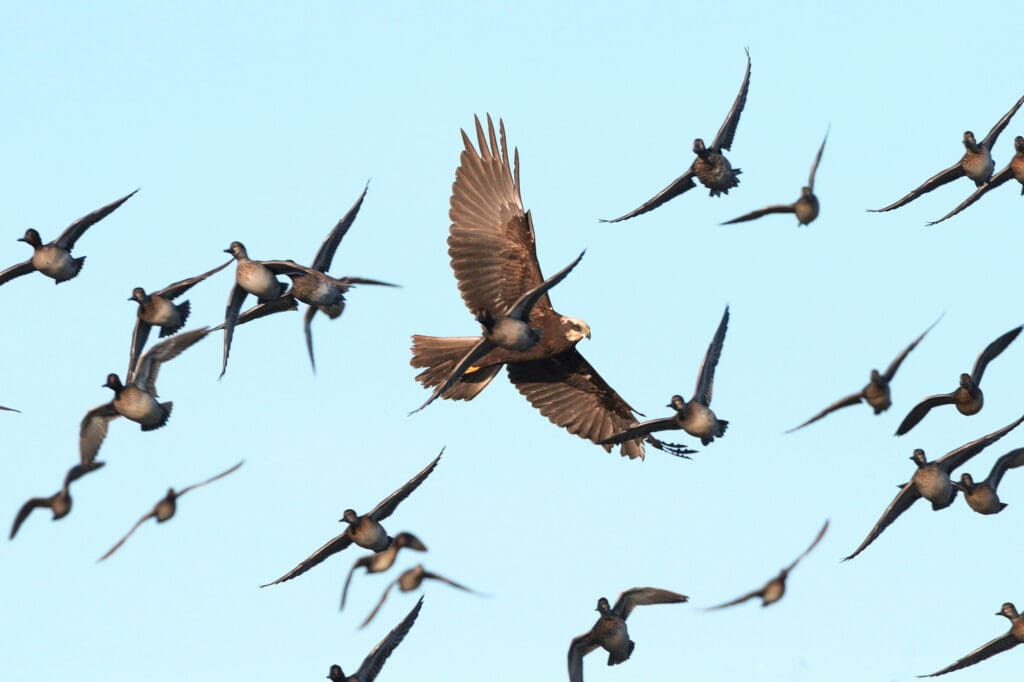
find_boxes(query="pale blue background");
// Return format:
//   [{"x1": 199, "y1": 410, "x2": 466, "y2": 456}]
[{"x1": 2, "y1": 2, "x2": 1024, "y2": 681}]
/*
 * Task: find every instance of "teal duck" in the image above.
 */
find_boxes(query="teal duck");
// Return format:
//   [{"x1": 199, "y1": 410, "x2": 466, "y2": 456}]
[
  {"x1": 787, "y1": 315, "x2": 941, "y2": 432},
  {"x1": 871, "y1": 95, "x2": 1024, "y2": 212},
  {"x1": 10, "y1": 461, "x2": 105, "y2": 539},
  {"x1": 844, "y1": 414, "x2": 1024, "y2": 560},
  {"x1": 328, "y1": 597, "x2": 422, "y2": 682},
  {"x1": 955, "y1": 448, "x2": 1024, "y2": 515},
  {"x1": 258, "y1": 185, "x2": 397, "y2": 372},
  {"x1": 262, "y1": 450, "x2": 442, "y2": 587},
  {"x1": 920, "y1": 602, "x2": 1024, "y2": 677},
  {"x1": 411, "y1": 115, "x2": 673, "y2": 460},
  {"x1": 928, "y1": 135, "x2": 1024, "y2": 225},
  {"x1": 896, "y1": 324, "x2": 1022, "y2": 436},
  {"x1": 602, "y1": 49, "x2": 750, "y2": 222},
  {"x1": 600, "y1": 306, "x2": 730, "y2": 450},
  {"x1": 722, "y1": 130, "x2": 827, "y2": 226},
  {"x1": 98, "y1": 461, "x2": 243, "y2": 561},
  {"x1": 359, "y1": 563, "x2": 479, "y2": 628},
  {"x1": 127, "y1": 259, "x2": 231, "y2": 374},
  {"x1": 340, "y1": 532, "x2": 427, "y2": 610},
  {"x1": 79, "y1": 327, "x2": 210, "y2": 464},
  {"x1": 707, "y1": 520, "x2": 828, "y2": 609},
  {"x1": 568, "y1": 587, "x2": 688, "y2": 682},
  {"x1": 411, "y1": 251, "x2": 584, "y2": 413},
  {"x1": 0, "y1": 190, "x2": 136, "y2": 287},
  {"x1": 219, "y1": 241, "x2": 325, "y2": 378}
]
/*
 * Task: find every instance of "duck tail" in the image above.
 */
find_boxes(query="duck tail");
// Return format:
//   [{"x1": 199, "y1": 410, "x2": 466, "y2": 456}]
[
  {"x1": 160, "y1": 301, "x2": 191, "y2": 338},
  {"x1": 410, "y1": 335, "x2": 499, "y2": 401},
  {"x1": 140, "y1": 402, "x2": 173, "y2": 431},
  {"x1": 55, "y1": 256, "x2": 86, "y2": 284},
  {"x1": 607, "y1": 640, "x2": 635, "y2": 666}
]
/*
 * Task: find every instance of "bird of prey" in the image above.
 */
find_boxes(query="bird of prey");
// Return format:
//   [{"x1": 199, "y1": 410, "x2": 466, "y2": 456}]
[
  {"x1": 10, "y1": 461, "x2": 105, "y2": 539},
  {"x1": 219, "y1": 241, "x2": 326, "y2": 378},
  {"x1": 955, "y1": 448, "x2": 1024, "y2": 515},
  {"x1": 568, "y1": 587, "x2": 689, "y2": 682},
  {"x1": 261, "y1": 450, "x2": 441, "y2": 587},
  {"x1": 340, "y1": 532, "x2": 427, "y2": 611},
  {"x1": 127, "y1": 259, "x2": 232, "y2": 374},
  {"x1": 706, "y1": 519, "x2": 829, "y2": 609},
  {"x1": 328, "y1": 597, "x2": 422, "y2": 682},
  {"x1": 602, "y1": 49, "x2": 751, "y2": 222},
  {"x1": 98, "y1": 460, "x2": 244, "y2": 561},
  {"x1": 843, "y1": 414, "x2": 1024, "y2": 561},
  {"x1": 896, "y1": 325, "x2": 1022, "y2": 436},
  {"x1": 721, "y1": 130, "x2": 828, "y2": 226},
  {"x1": 928, "y1": 135, "x2": 1024, "y2": 225},
  {"x1": 79, "y1": 327, "x2": 211, "y2": 465},
  {"x1": 0, "y1": 190, "x2": 137, "y2": 287},
  {"x1": 411, "y1": 115, "x2": 684, "y2": 459},
  {"x1": 600, "y1": 306, "x2": 730, "y2": 448},
  {"x1": 359, "y1": 563, "x2": 479, "y2": 628},
  {"x1": 920, "y1": 602, "x2": 1024, "y2": 678},
  {"x1": 787, "y1": 315, "x2": 942, "y2": 433},
  {"x1": 411, "y1": 251, "x2": 584, "y2": 414},
  {"x1": 870, "y1": 95, "x2": 1024, "y2": 212},
  {"x1": 259, "y1": 185, "x2": 398, "y2": 372}
]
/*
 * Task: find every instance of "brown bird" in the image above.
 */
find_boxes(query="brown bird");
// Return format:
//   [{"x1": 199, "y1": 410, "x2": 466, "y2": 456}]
[
  {"x1": 896, "y1": 325, "x2": 1022, "y2": 436},
  {"x1": 721, "y1": 130, "x2": 828, "y2": 226},
  {"x1": 955, "y1": 448, "x2": 1024, "y2": 515},
  {"x1": 568, "y1": 587, "x2": 689, "y2": 682},
  {"x1": 920, "y1": 602, "x2": 1024, "y2": 677},
  {"x1": 871, "y1": 95, "x2": 1024, "y2": 212},
  {"x1": 261, "y1": 450, "x2": 441, "y2": 586},
  {"x1": 79, "y1": 327, "x2": 211, "y2": 465},
  {"x1": 359, "y1": 563, "x2": 479, "y2": 628},
  {"x1": 98, "y1": 460, "x2": 243, "y2": 561},
  {"x1": 411, "y1": 251, "x2": 584, "y2": 414},
  {"x1": 600, "y1": 306, "x2": 732, "y2": 450},
  {"x1": 340, "y1": 532, "x2": 427, "y2": 611},
  {"x1": 10, "y1": 461, "x2": 105, "y2": 539},
  {"x1": 844, "y1": 414, "x2": 1024, "y2": 561},
  {"x1": 706, "y1": 519, "x2": 829, "y2": 609},
  {"x1": 219, "y1": 241, "x2": 328, "y2": 378},
  {"x1": 260, "y1": 184, "x2": 398, "y2": 372},
  {"x1": 787, "y1": 315, "x2": 941, "y2": 432},
  {"x1": 411, "y1": 115, "x2": 684, "y2": 459},
  {"x1": 603, "y1": 49, "x2": 751, "y2": 222},
  {"x1": 328, "y1": 597, "x2": 422, "y2": 682},
  {"x1": 928, "y1": 135, "x2": 1024, "y2": 225},
  {"x1": 0, "y1": 190, "x2": 136, "y2": 286},
  {"x1": 127, "y1": 259, "x2": 232, "y2": 374}
]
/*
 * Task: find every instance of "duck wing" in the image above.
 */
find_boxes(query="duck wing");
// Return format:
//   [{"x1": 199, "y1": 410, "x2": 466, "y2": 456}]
[
  {"x1": 883, "y1": 314, "x2": 943, "y2": 381},
  {"x1": 54, "y1": 189, "x2": 138, "y2": 250},
  {"x1": 971, "y1": 325, "x2": 1022, "y2": 385},
  {"x1": 843, "y1": 482, "x2": 921, "y2": 561},
  {"x1": 611, "y1": 586, "x2": 689, "y2": 620},
  {"x1": 354, "y1": 596, "x2": 423, "y2": 682},
  {"x1": 366, "y1": 449, "x2": 443, "y2": 522},
  {"x1": 786, "y1": 392, "x2": 864, "y2": 433},
  {"x1": 710, "y1": 48, "x2": 752, "y2": 152}
]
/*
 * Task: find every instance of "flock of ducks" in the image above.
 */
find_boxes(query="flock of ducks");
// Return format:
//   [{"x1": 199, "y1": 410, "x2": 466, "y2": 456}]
[{"x1": 5, "y1": 46, "x2": 1024, "y2": 680}]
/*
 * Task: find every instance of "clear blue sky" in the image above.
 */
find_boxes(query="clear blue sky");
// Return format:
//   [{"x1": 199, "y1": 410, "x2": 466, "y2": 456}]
[{"x1": 3, "y1": 2, "x2": 1024, "y2": 681}]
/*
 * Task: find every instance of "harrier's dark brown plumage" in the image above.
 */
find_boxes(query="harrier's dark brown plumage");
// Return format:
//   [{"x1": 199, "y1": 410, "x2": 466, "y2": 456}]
[{"x1": 411, "y1": 115, "x2": 680, "y2": 459}]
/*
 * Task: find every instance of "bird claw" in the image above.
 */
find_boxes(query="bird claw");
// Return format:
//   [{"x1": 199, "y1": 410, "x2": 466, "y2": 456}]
[{"x1": 648, "y1": 437, "x2": 697, "y2": 459}]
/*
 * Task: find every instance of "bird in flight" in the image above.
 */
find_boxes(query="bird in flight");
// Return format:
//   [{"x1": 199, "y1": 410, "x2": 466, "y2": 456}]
[{"x1": 603, "y1": 49, "x2": 752, "y2": 222}]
